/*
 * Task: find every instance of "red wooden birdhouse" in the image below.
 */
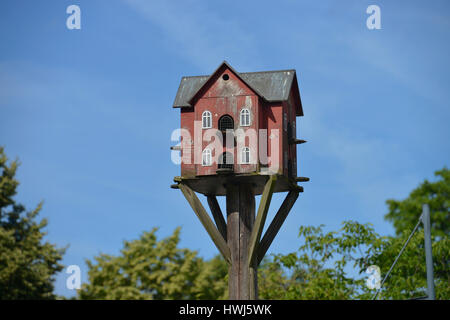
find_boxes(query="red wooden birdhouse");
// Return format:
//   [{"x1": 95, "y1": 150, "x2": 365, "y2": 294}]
[{"x1": 172, "y1": 61, "x2": 307, "y2": 196}]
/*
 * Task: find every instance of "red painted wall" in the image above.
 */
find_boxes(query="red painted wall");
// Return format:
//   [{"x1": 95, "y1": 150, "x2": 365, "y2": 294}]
[
  {"x1": 263, "y1": 102, "x2": 283, "y2": 175},
  {"x1": 179, "y1": 66, "x2": 298, "y2": 179}
]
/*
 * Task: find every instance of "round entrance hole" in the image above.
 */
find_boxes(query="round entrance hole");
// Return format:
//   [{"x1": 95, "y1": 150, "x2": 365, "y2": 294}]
[{"x1": 222, "y1": 74, "x2": 229, "y2": 81}]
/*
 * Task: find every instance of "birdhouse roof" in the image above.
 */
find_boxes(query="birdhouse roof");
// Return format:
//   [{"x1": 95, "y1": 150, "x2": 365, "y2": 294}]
[{"x1": 173, "y1": 61, "x2": 303, "y2": 115}]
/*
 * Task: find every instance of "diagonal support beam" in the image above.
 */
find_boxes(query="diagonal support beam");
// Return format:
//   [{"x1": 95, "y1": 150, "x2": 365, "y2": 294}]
[
  {"x1": 207, "y1": 195, "x2": 227, "y2": 242},
  {"x1": 247, "y1": 175, "x2": 277, "y2": 267},
  {"x1": 179, "y1": 184, "x2": 231, "y2": 264},
  {"x1": 257, "y1": 190, "x2": 299, "y2": 265}
]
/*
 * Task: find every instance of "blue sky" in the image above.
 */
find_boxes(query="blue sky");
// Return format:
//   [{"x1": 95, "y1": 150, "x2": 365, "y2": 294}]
[{"x1": 1, "y1": 0, "x2": 449, "y2": 298}]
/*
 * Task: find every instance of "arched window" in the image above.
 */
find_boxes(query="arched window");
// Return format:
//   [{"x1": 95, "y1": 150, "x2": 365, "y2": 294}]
[
  {"x1": 240, "y1": 108, "x2": 250, "y2": 126},
  {"x1": 241, "y1": 147, "x2": 250, "y2": 164},
  {"x1": 218, "y1": 115, "x2": 234, "y2": 147},
  {"x1": 202, "y1": 111, "x2": 212, "y2": 129},
  {"x1": 218, "y1": 115, "x2": 234, "y2": 132},
  {"x1": 202, "y1": 148, "x2": 211, "y2": 166}
]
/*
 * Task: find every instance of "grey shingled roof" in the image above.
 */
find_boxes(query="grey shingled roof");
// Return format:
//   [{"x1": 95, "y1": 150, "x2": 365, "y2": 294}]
[{"x1": 173, "y1": 68, "x2": 296, "y2": 108}]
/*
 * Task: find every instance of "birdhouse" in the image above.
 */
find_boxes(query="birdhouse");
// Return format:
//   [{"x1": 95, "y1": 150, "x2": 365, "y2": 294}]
[
  {"x1": 171, "y1": 61, "x2": 308, "y2": 300},
  {"x1": 172, "y1": 61, "x2": 307, "y2": 195}
]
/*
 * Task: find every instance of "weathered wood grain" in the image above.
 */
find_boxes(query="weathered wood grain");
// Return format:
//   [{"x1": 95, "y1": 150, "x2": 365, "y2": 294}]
[
  {"x1": 207, "y1": 195, "x2": 227, "y2": 242},
  {"x1": 179, "y1": 184, "x2": 231, "y2": 264},
  {"x1": 247, "y1": 175, "x2": 277, "y2": 267},
  {"x1": 257, "y1": 190, "x2": 299, "y2": 265}
]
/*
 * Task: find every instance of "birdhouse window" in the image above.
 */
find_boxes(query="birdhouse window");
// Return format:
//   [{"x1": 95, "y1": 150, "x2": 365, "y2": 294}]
[
  {"x1": 218, "y1": 115, "x2": 234, "y2": 147},
  {"x1": 241, "y1": 147, "x2": 250, "y2": 164},
  {"x1": 240, "y1": 108, "x2": 250, "y2": 126},
  {"x1": 218, "y1": 115, "x2": 234, "y2": 132},
  {"x1": 218, "y1": 152, "x2": 233, "y2": 170},
  {"x1": 202, "y1": 148, "x2": 212, "y2": 166},
  {"x1": 202, "y1": 111, "x2": 212, "y2": 129}
]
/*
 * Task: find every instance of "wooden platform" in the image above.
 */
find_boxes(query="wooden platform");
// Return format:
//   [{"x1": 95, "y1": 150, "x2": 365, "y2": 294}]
[{"x1": 173, "y1": 173, "x2": 303, "y2": 196}]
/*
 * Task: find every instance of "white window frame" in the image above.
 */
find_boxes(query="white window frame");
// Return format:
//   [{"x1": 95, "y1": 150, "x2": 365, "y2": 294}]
[
  {"x1": 202, "y1": 111, "x2": 212, "y2": 129},
  {"x1": 241, "y1": 147, "x2": 250, "y2": 164},
  {"x1": 240, "y1": 108, "x2": 251, "y2": 127},
  {"x1": 202, "y1": 148, "x2": 212, "y2": 166}
]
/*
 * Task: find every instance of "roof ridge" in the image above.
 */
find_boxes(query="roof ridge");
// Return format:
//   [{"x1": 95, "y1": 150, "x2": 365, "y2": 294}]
[
  {"x1": 240, "y1": 69, "x2": 296, "y2": 75},
  {"x1": 181, "y1": 69, "x2": 295, "y2": 79},
  {"x1": 181, "y1": 75, "x2": 209, "y2": 79}
]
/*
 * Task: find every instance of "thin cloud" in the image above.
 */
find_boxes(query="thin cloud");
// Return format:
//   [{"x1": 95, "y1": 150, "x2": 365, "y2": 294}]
[
  {"x1": 345, "y1": 34, "x2": 449, "y2": 107},
  {"x1": 302, "y1": 101, "x2": 419, "y2": 221},
  {"x1": 122, "y1": 0, "x2": 261, "y2": 71}
]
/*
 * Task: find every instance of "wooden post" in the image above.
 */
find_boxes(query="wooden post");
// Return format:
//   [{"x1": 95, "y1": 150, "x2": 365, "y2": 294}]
[
  {"x1": 248, "y1": 175, "x2": 276, "y2": 267},
  {"x1": 207, "y1": 195, "x2": 227, "y2": 242},
  {"x1": 176, "y1": 175, "x2": 299, "y2": 300},
  {"x1": 257, "y1": 190, "x2": 299, "y2": 265},
  {"x1": 226, "y1": 183, "x2": 256, "y2": 300}
]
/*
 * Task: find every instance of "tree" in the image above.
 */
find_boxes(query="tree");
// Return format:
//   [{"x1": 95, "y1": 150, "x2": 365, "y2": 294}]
[
  {"x1": 259, "y1": 221, "x2": 449, "y2": 300},
  {"x1": 258, "y1": 221, "x2": 385, "y2": 300},
  {"x1": 385, "y1": 168, "x2": 449, "y2": 238},
  {"x1": 373, "y1": 167, "x2": 449, "y2": 299},
  {"x1": 259, "y1": 167, "x2": 449, "y2": 300},
  {"x1": 367, "y1": 228, "x2": 449, "y2": 300},
  {"x1": 0, "y1": 147, "x2": 65, "y2": 299},
  {"x1": 78, "y1": 227, "x2": 228, "y2": 300}
]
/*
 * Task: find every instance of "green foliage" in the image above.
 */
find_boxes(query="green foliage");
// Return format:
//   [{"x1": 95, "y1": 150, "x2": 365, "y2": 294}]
[
  {"x1": 78, "y1": 227, "x2": 228, "y2": 300},
  {"x1": 367, "y1": 230, "x2": 449, "y2": 300},
  {"x1": 259, "y1": 221, "x2": 449, "y2": 300},
  {"x1": 385, "y1": 168, "x2": 449, "y2": 238},
  {"x1": 258, "y1": 221, "x2": 384, "y2": 300},
  {"x1": 259, "y1": 167, "x2": 449, "y2": 300},
  {"x1": 0, "y1": 147, "x2": 65, "y2": 299}
]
